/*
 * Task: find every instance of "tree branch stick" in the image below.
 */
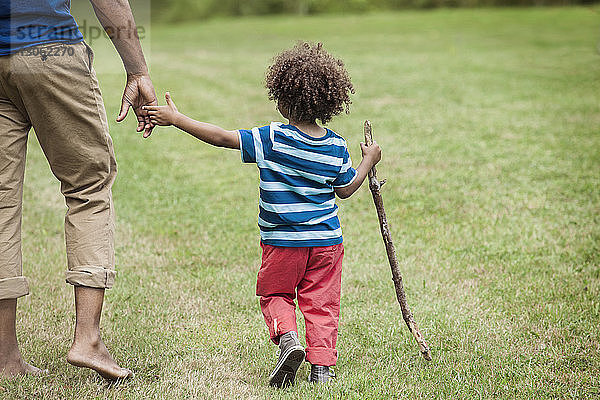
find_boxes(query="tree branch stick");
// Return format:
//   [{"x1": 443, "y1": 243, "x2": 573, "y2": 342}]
[{"x1": 364, "y1": 120, "x2": 432, "y2": 361}]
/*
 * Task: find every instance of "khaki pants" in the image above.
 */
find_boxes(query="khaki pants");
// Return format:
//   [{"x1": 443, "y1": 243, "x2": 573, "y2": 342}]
[{"x1": 0, "y1": 41, "x2": 117, "y2": 300}]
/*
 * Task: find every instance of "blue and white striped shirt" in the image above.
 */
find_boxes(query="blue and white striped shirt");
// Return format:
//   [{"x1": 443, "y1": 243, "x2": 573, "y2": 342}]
[{"x1": 238, "y1": 122, "x2": 357, "y2": 247}]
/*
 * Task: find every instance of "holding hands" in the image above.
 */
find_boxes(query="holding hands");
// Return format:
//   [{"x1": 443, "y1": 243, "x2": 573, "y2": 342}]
[
  {"x1": 143, "y1": 92, "x2": 180, "y2": 126},
  {"x1": 142, "y1": 93, "x2": 240, "y2": 148},
  {"x1": 116, "y1": 74, "x2": 158, "y2": 138}
]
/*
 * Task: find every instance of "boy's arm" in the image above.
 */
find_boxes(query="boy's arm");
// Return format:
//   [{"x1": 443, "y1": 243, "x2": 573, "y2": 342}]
[
  {"x1": 143, "y1": 93, "x2": 240, "y2": 149},
  {"x1": 335, "y1": 142, "x2": 381, "y2": 199},
  {"x1": 173, "y1": 114, "x2": 240, "y2": 149}
]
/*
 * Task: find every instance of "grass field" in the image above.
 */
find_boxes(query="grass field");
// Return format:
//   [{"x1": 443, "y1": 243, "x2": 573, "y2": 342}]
[{"x1": 1, "y1": 7, "x2": 599, "y2": 399}]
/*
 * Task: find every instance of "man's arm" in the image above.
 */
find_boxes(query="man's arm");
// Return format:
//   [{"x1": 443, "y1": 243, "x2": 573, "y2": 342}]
[
  {"x1": 88, "y1": 0, "x2": 157, "y2": 137},
  {"x1": 335, "y1": 142, "x2": 381, "y2": 199},
  {"x1": 144, "y1": 92, "x2": 240, "y2": 149}
]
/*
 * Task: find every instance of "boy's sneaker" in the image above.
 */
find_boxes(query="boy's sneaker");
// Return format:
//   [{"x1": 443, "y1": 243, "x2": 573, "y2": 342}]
[
  {"x1": 268, "y1": 331, "x2": 305, "y2": 388},
  {"x1": 308, "y1": 365, "x2": 336, "y2": 383}
]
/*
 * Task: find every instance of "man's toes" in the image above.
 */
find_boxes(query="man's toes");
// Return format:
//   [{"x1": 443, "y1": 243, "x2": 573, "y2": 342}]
[
  {"x1": 119, "y1": 368, "x2": 134, "y2": 379},
  {"x1": 23, "y1": 363, "x2": 48, "y2": 376},
  {"x1": 0, "y1": 361, "x2": 47, "y2": 378},
  {"x1": 101, "y1": 367, "x2": 134, "y2": 381}
]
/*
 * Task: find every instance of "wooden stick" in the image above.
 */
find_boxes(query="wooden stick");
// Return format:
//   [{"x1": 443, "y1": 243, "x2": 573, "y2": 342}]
[{"x1": 364, "y1": 120, "x2": 432, "y2": 361}]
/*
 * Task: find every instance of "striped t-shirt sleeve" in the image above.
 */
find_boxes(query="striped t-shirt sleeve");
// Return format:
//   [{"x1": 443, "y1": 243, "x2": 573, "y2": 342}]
[
  {"x1": 238, "y1": 129, "x2": 256, "y2": 163},
  {"x1": 332, "y1": 143, "x2": 358, "y2": 188},
  {"x1": 238, "y1": 126, "x2": 271, "y2": 164}
]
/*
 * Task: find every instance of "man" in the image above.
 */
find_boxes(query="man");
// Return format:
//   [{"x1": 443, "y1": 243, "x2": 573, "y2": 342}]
[{"x1": 0, "y1": 0, "x2": 156, "y2": 379}]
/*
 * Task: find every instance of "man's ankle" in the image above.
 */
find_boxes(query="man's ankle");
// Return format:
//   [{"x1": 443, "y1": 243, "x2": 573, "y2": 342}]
[
  {"x1": 0, "y1": 344, "x2": 22, "y2": 361},
  {"x1": 71, "y1": 331, "x2": 102, "y2": 348}
]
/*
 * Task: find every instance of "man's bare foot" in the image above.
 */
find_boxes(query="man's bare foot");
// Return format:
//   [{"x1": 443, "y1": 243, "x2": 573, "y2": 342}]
[
  {"x1": 0, "y1": 356, "x2": 47, "y2": 378},
  {"x1": 67, "y1": 338, "x2": 133, "y2": 380}
]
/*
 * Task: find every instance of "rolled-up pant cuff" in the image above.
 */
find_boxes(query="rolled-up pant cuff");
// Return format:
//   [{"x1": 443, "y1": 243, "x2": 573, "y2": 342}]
[
  {"x1": 66, "y1": 265, "x2": 116, "y2": 289},
  {"x1": 268, "y1": 315, "x2": 298, "y2": 345},
  {"x1": 305, "y1": 347, "x2": 337, "y2": 366},
  {"x1": 0, "y1": 276, "x2": 30, "y2": 300}
]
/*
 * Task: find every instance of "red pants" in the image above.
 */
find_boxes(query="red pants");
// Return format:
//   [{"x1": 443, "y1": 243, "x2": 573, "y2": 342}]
[{"x1": 257, "y1": 243, "x2": 344, "y2": 366}]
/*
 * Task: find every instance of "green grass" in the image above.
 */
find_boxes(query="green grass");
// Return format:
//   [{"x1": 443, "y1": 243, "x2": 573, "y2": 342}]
[{"x1": 1, "y1": 7, "x2": 599, "y2": 399}]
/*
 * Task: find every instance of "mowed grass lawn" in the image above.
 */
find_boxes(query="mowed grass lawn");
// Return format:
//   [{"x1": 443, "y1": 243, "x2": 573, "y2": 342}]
[{"x1": 1, "y1": 7, "x2": 599, "y2": 399}]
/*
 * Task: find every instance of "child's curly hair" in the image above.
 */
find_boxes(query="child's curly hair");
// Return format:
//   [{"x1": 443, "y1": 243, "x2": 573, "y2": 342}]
[{"x1": 266, "y1": 42, "x2": 354, "y2": 124}]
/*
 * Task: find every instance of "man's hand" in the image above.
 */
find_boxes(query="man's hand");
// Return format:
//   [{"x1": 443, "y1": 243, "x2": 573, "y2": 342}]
[
  {"x1": 360, "y1": 141, "x2": 382, "y2": 168},
  {"x1": 116, "y1": 74, "x2": 157, "y2": 138},
  {"x1": 143, "y1": 92, "x2": 180, "y2": 126}
]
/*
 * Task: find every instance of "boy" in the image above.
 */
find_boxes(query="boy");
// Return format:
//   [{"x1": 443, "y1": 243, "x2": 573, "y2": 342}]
[{"x1": 144, "y1": 42, "x2": 381, "y2": 388}]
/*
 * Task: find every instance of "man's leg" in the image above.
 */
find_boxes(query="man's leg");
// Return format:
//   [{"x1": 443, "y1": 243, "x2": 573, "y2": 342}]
[
  {"x1": 0, "y1": 300, "x2": 45, "y2": 377},
  {"x1": 66, "y1": 287, "x2": 131, "y2": 379},
  {"x1": 0, "y1": 70, "x2": 43, "y2": 377},
  {"x1": 9, "y1": 42, "x2": 128, "y2": 379}
]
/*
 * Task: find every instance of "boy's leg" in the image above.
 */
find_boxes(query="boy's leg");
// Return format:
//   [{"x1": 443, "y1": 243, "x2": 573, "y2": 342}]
[
  {"x1": 256, "y1": 244, "x2": 308, "y2": 343},
  {"x1": 297, "y1": 244, "x2": 344, "y2": 367},
  {"x1": 257, "y1": 244, "x2": 308, "y2": 387}
]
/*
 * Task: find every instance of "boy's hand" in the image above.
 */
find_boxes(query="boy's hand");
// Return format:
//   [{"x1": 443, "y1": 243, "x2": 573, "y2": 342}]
[
  {"x1": 360, "y1": 141, "x2": 382, "y2": 167},
  {"x1": 143, "y1": 92, "x2": 179, "y2": 126}
]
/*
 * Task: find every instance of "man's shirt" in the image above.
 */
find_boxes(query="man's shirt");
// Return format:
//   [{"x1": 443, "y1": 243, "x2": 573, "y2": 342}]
[
  {"x1": 238, "y1": 122, "x2": 357, "y2": 247},
  {"x1": 0, "y1": 0, "x2": 83, "y2": 56}
]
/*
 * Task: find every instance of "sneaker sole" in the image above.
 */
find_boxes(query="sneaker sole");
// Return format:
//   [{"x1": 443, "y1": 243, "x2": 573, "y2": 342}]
[{"x1": 268, "y1": 346, "x2": 305, "y2": 388}]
